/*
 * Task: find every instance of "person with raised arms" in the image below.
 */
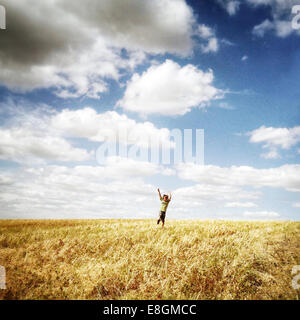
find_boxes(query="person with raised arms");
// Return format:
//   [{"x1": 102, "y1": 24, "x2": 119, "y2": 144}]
[{"x1": 157, "y1": 188, "x2": 171, "y2": 228}]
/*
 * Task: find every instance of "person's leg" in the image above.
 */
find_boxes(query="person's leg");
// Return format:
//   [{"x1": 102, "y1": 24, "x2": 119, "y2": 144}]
[
  {"x1": 161, "y1": 213, "x2": 165, "y2": 228},
  {"x1": 157, "y1": 212, "x2": 161, "y2": 224}
]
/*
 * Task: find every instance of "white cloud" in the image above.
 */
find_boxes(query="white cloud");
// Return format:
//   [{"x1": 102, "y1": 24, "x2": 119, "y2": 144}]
[
  {"x1": 197, "y1": 25, "x2": 219, "y2": 53},
  {"x1": 253, "y1": 19, "x2": 294, "y2": 37},
  {"x1": 0, "y1": 18, "x2": 144, "y2": 99},
  {"x1": 242, "y1": 55, "x2": 249, "y2": 61},
  {"x1": 249, "y1": 0, "x2": 300, "y2": 37},
  {"x1": 0, "y1": 163, "x2": 159, "y2": 219},
  {"x1": 98, "y1": 156, "x2": 161, "y2": 178},
  {"x1": 227, "y1": 1, "x2": 241, "y2": 15},
  {"x1": 217, "y1": 1, "x2": 241, "y2": 15},
  {"x1": 117, "y1": 60, "x2": 223, "y2": 116},
  {"x1": 62, "y1": 0, "x2": 196, "y2": 56},
  {"x1": 174, "y1": 184, "x2": 260, "y2": 202},
  {"x1": 52, "y1": 107, "x2": 173, "y2": 148},
  {"x1": 225, "y1": 202, "x2": 258, "y2": 208},
  {"x1": 293, "y1": 202, "x2": 300, "y2": 208},
  {"x1": 176, "y1": 162, "x2": 300, "y2": 192},
  {"x1": 221, "y1": 39, "x2": 236, "y2": 46},
  {"x1": 58, "y1": 156, "x2": 166, "y2": 181},
  {"x1": 0, "y1": 158, "x2": 296, "y2": 219},
  {"x1": 248, "y1": 126, "x2": 300, "y2": 149},
  {"x1": 292, "y1": 202, "x2": 300, "y2": 208},
  {"x1": 0, "y1": 127, "x2": 92, "y2": 164},
  {"x1": 248, "y1": 125, "x2": 300, "y2": 159},
  {"x1": 167, "y1": 183, "x2": 260, "y2": 218},
  {"x1": 218, "y1": 102, "x2": 235, "y2": 110},
  {"x1": 0, "y1": 101, "x2": 173, "y2": 164},
  {"x1": 0, "y1": 157, "x2": 175, "y2": 219},
  {"x1": 161, "y1": 168, "x2": 176, "y2": 176},
  {"x1": 95, "y1": 156, "x2": 174, "y2": 178},
  {"x1": 0, "y1": 0, "x2": 197, "y2": 98},
  {"x1": 0, "y1": 101, "x2": 92, "y2": 164},
  {"x1": 243, "y1": 210, "x2": 280, "y2": 218},
  {"x1": 253, "y1": 19, "x2": 275, "y2": 37},
  {"x1": 197, "y1": 25, "x2": 215, "y2": 39},
  {"x1": 202, "y1": 38, "x2": 219, "y2": 53},
  {"x1": 261, "y1": 147, "x2": 280, "y2": 159},
  {"x1": 196, "y1": 24, "x2": 219, "y2": 53}
]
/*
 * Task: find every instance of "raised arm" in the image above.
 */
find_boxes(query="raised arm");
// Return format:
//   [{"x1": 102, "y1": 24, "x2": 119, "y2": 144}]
[
  {"x1": 168, "y1": 190, "x2": 172, "y2": 201},
  {"x1": 157, "y1": 188, "x2": 162, "y2": 199}
]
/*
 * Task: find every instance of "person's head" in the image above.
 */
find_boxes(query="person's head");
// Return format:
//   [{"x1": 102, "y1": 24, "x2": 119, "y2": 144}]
[{"x1": 163, "y1": 194, "x2": 168, "y2": 201}]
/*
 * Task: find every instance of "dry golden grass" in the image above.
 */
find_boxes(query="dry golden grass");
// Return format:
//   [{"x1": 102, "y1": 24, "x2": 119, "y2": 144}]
[{"x1": 0, "y1": 219, "x2": 299, "y2": 300}]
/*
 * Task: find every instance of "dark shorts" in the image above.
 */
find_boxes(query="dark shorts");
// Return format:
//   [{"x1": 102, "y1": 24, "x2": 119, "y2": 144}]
[{"x1": 159, "y1": 211, "x2": 166, "y2": 223}]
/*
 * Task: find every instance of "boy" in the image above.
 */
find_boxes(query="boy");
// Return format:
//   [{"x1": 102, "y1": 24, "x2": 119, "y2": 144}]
[{"x1": 157, "y1": 188, "x2": 171, "y2": 228}]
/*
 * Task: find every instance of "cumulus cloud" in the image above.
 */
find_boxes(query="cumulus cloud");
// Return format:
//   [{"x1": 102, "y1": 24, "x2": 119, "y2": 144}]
[
  {"x1": 248, "y1": 0, "x2": 300, "y2": 37},
  {"x1": 117, "y1": 60, "x2": 223, "y2": 116},
  {"x1": 197, "y1": 24, "x2": 215, "y2": 39},
  {"x1": 0, "y1": 0, "x2": 197, "y2": 98},
  {"x1": 0, "y1": 157, "x2": 178, "y2": 219},
  {"x1": 52, "y1": 107, "x2": 173, "y2": 148},
  {"x1": 260, "y1": 148, "x2": 280, "y2": 160},
  {"x1": 158, "y1": 183, "x2": 261, "y2": 218},
  {"x1": 0, "y1": 161, "x2": 259, "y2": 219},
  {"x1": 243, "y1": 210, "x2": 280, "y2": 219},
  {"x1": 218, "y1": 102, "x2": 235, "y2": 110},
  {"x1": 0, "y1": 159, "x2": 290, "y2": 219},
  {"x1": 201, "y1": 38, "x2": 219, "y2": 53},
  {"x1": 0, "y1": 127, "x2": 92, "y2": 164},
  {"x1": 248, "y1": 126, "x2": 300, "y2": 149},
  {"x1": 90, "y1": 156, "x2": 174, "y2": 179},
  {"x1": 95, "y1": 156, "x2": 162, "y2": 178},
  {"x1": 0, "y1": 101, "x2": 173, "y2": 164},
  {"x1": 292, "y1": 202, "x2": 300, "y2": 208},
  {"x1": 217, "y1": 0, "x2": 241, "y2": 15},
  {"x1": 0, "y1": 101, "x2": 92, "y2": 164},
  {"x1": 63, "y1": 0, "x2": 195, "y2": 55},
  {"x1": 253, "y1": 18, "x2": 294, "y2": 37},
  {"x1": 174, "y1": 184, "x2": 260, "y2": 202},
  {"x1": 176, "y1": 162, "x2": 300, "y2": 192},
  {"x1": 219, "y1": 0, "x2": 300, "y2": 37},
  {"x1": 50, "y1": 156, "x2": 165, "y2": 181},
  {"x1": 247, "y1": 125, "x2": 300, "y2": 159},
  {"x1": 0, "y1": 163, "x2": 160, "y2": 219},
  {"x1": 225, "y1": 202, "x2": 258, "y2": 208},
  {"x1": 159, "y1": 160, "x2": 297, "y2": 217},
  {"x1": 0, "y1": 155, "x2": 295, "y2": 220},
  {"x1": 197, "y1": 25, "x2": 219, "y2": 53}
]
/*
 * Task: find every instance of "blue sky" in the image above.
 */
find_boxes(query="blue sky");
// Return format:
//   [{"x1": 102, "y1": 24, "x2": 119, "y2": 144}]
[{"x1": 0, "y1": 0, "x2": 299, "y2": 220}]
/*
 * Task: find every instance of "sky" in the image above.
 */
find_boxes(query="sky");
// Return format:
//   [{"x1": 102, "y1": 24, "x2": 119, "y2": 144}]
[{"x1": 0, "y1": 0, "x2": 299, "y2": 220}]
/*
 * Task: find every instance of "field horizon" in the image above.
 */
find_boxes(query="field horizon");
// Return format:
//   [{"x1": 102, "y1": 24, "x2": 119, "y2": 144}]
[{"x1": 0, "y1": 219, "x2": 299, "y2": 300}]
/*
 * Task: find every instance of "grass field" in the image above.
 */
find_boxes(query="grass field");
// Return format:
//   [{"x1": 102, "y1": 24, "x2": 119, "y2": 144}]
[{"x1": 0, "y1": 219, "x2": 299, "y2": 300}]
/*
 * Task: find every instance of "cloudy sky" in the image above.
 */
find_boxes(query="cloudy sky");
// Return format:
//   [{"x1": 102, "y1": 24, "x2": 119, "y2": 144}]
[{"x1": 0, "y1": 0, "x2": 299, "y2": 220}]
